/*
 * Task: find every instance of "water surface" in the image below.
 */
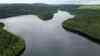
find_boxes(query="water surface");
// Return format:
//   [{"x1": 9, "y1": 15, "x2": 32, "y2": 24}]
[{"x1": 1, "y1": 10, "x2": 100, "y2": 56}]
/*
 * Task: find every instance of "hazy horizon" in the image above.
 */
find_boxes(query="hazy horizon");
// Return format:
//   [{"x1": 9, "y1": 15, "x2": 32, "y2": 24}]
[{"x1": 0, "y1": 0, "x2": 100, "y2": 5}]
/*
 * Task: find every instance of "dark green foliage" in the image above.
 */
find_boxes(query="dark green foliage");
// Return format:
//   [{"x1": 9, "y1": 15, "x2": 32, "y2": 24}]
[
  {"x1": 0, "y1": 4, "x2": 79, "y2": 20},
  {"x1": 63, "y1": 14, "x2": 100, "y2": 43},
  {"x1": 0, "y1": 23, "x2": 4, "y2": 28},
  {"x1": 0, "y1": 4, "x2": 57, "y2": 20},
  {"x1": 73, "y1": 5, "x2": 100, "y2": 16},
  {"x1": 63, "y1": 5, "x2": 100, "y2": 43},
  {"x1": 0, "y1": 23, "x2": 25, "y2": 56}
]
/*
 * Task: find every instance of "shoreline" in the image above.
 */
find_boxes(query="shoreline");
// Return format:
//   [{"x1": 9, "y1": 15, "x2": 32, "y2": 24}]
[{"x1": 62, "y1": 23, "x2": 100, "y2": 44}]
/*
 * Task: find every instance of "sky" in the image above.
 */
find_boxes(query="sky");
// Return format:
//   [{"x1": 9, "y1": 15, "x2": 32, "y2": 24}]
[{"x1": 0, "y1": 0, "x2": 100, "y2": 4}]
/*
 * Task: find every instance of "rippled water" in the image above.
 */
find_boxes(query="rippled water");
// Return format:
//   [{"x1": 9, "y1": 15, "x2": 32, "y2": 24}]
[{"x1": 1, "y1": 10, "x2": 100, "y2": 56}]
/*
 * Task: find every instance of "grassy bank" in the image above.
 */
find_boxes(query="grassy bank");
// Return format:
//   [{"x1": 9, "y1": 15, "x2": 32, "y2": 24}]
[{"x1": 0, "y1": 23, "x2": 25, "y2": 56}]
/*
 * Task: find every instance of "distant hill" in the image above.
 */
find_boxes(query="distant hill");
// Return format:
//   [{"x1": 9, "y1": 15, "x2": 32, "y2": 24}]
[
  {"x1": 78, "y1": 5, "x2": 100, "y2": 10},
  {"x1": 73, "y1": 5, "x2": 100, "y2": 17},
  {"x1": 0, "y1": 3, "x2": 79, "y2": 20}
]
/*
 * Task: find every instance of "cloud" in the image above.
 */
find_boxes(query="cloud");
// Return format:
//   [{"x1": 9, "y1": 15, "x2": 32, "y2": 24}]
[{"x1": 0, "y1": 0, "x2": 100, "y2": 4}]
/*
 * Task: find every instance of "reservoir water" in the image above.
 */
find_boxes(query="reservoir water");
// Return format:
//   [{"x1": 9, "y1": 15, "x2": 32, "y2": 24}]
[{"x1": 1, "y1": 10, "x2": 100, "y2": 56}]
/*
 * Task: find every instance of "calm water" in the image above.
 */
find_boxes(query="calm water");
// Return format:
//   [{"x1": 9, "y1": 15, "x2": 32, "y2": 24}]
[{"x1": 1, "y1": 10, "x2": 100, "y2": 56}]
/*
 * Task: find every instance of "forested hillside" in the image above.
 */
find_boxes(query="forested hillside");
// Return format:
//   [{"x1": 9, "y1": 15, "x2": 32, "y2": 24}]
[{"x1": 0, "y1": 4, "x2": 79, "y2": 20}]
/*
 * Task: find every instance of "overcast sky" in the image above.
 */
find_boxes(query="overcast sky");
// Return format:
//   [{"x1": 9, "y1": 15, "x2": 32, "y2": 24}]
[{"x1": 0, "y1": 0, "x2": 100, "y2": 4}]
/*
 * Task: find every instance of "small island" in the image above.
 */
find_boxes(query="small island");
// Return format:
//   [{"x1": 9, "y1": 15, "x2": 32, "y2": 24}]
[{"x1": 0, "y1": 23, "x2": 25, "y2": 56}]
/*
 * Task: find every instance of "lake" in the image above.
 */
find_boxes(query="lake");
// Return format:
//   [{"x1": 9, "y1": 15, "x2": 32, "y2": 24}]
[{"x1": 0, "y1": 10, "x2": 100, "y2": 56}]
